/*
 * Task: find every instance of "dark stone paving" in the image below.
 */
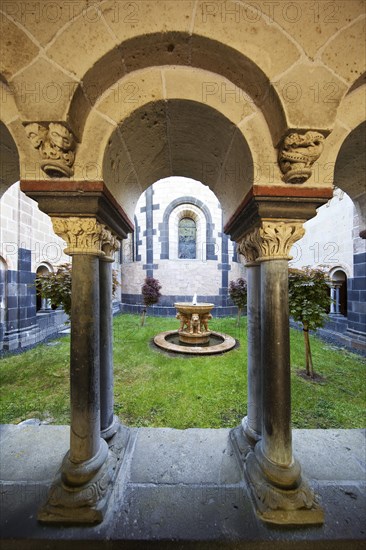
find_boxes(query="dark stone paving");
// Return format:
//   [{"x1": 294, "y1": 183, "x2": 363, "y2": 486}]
[{"x1": 0, "y1": 425, "x2": 365, "y2": 549}]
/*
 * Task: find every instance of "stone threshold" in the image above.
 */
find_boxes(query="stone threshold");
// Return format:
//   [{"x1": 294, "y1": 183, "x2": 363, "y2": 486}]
[{"x1": 0, "y1": 425, "x2": 365, "y2": 549}]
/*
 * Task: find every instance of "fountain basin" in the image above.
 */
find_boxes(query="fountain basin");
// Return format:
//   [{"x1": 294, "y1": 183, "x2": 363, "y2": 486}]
[
  {"x1": 153, "y1": 330, "x2": 236, "y2": 355},
  {"x1": 174, "y1": 303, "x2": 215, "y2": 315}
]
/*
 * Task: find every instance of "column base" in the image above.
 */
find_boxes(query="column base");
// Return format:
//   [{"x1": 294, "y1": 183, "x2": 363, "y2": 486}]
[
  {"x1": 38, "y1": 425, "x2": 130, "y2": 524},
  {"x1": 230, "y1": 425, "x2": 253, "y2": 464},
  {"x1": 244, "y1": 445, "x2": 324, "y2": 525},
  {"x1": 242, "y1": 416, "x2": 261, "y2": 445},
  {"x1": 101, "y1": 414, "x2": 120, "y2": 441}
]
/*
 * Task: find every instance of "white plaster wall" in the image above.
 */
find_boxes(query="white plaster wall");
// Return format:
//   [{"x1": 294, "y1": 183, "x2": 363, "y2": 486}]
[
  {"x1": 0, "y1": 182, "x2": 68, "y2": 272},
  {"x1": 290, "y1": 189, "x2": 354, "y2": 277},
  {"x1": 121, "y1": 177, "x2": 245, "y2": 298}
]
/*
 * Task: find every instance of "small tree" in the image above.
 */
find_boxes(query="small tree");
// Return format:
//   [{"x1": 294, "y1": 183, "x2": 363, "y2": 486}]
[
  {"x1": 229, "y1": 278, "x2": 247, "y2": 326},
  {"x1": 288, "y1": 267, "x2": 331, "y2": 378},
  {"x1": 141, "y1": 276, "x2": 162, "y2": 326},
  {"x1": 35, "y1": 263, "x2": 72, "y2": 316},
  {"x1": 35, "y1": 263, "x2": 119, "y2": 319}
]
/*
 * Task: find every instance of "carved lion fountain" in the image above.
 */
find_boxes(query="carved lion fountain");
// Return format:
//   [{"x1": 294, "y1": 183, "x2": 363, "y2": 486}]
[{"x1": 154, "y1": 295, "x2": 236, "y2": 355}]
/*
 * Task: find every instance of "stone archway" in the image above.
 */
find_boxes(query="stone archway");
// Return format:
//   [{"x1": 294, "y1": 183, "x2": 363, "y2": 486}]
[{"x1": 1, "y1": 0, "x2": 365, "y2": 529}]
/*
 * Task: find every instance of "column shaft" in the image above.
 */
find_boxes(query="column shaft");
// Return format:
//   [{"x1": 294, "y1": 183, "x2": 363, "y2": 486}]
[
  {"x1": 69, "y1": 254, "x2": 102, "y2": 463},
  {"x1": 330, "y1": 286, "x2": 336, "y2": 314},
  {"x1": 260, "y1": 259, "x2": 292, "y2": 466},
  {"x1": 243, "y1": 263, "x2": 262, "y2": 440},
  {"x1": 99, "y1": 258, "x2": 117, "y2": 437}
]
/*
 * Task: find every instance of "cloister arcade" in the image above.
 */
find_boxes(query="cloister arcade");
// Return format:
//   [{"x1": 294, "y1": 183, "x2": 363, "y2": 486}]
[{"x1": 0, "y1": 0, "x2": 365, "y2": 526}]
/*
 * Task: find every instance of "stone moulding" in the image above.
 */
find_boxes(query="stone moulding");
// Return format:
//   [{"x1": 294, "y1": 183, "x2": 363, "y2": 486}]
[
  {"x1": 25, "y1": 122, "x2": 76, "y2": 178},
  {"x1": 278, "y1": 131, "x2": 325, "y2": 184}
]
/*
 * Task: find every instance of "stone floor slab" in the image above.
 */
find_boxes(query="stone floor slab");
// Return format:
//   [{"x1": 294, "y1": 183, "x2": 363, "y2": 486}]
[
  {"x1": 129, "y1": 427, "x2": 241, "y2": 484},
  {"x1": 0, "y1": 425, "x2": 365, "y2": 549}
]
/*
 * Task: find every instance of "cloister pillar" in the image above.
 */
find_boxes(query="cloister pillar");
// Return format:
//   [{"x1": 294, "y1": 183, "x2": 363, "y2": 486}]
[
  {"x1": 38, "y1": 217, "x2": 110, "y2": 523},
  {"x1": 100, "y1": 232, "x2": 120, "y2": 440},
  {"x1": 238, "y1": 241, "x2": 261, "y2": 443},
  {"x1": 244, "y1": 220, "x2": 324, "y2": 525}
]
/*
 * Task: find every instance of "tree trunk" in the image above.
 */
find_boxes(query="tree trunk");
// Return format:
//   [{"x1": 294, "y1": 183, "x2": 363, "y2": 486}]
[
  {"x1": 237, "y1": 307, "x2": 241, "y2": 327},
  {"x1": 303, "y1": 324, "x2": 314, "y2": 378},
  {"x1": 141, "y1": 308, "x2": 146, "y2": 326}
]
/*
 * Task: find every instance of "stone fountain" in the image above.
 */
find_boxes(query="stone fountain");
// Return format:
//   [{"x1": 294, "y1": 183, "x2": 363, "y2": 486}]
[{"x1": 153, "y1": 295, "x2": 236, "y2": 355}]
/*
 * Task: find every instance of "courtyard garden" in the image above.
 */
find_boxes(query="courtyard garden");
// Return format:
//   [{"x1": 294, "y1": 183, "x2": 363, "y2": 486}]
[{"x1": 0, "y1": 314, "x2": 365, "y2": 429}]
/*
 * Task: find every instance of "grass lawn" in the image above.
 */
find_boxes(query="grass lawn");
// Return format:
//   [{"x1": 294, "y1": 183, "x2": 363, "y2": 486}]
[{"x1": 0, "y1": 314, "x2": 365, "y2": 429}]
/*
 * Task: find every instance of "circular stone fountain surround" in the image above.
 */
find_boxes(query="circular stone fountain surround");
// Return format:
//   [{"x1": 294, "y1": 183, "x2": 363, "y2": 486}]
[{"x1": 153, "y1": 302, "x2": 237, "y2": 355}]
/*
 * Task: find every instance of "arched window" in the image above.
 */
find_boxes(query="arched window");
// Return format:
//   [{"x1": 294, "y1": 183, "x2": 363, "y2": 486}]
[
  {"x1": 330, "y1": 269, "x2": 348, "y2": 316},
  {"x1": 178, "y1": 218, "x2": 197, "y2": 259}
]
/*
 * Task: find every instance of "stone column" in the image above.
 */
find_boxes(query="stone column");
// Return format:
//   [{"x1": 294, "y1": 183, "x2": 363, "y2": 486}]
[
  {"x1": 330, "y1": 285, "x2": 337, "y2": 314},
  {"x1": 238, "y1": 239, "x2": 261, "y2": 443},
  {"x1": 335, "y1": 285, "x2": 341, "y2": 314},
  {"x1": 100, "y1": 230, "x2": 120, "y2": 440},
  {"x1": 39, "y1": 217, "x2": 110, "y2": 523},
  {"x1": 244, "y1": 220, "x2": 324, "y2": 525},
  {"x1": 67, "y1": 252, "x2": 107, "y2": 472}
]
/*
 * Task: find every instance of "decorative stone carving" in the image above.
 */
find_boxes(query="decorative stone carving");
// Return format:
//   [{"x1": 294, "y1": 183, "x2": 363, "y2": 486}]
[
  {"x1": 244, "y1": 449, "x2": 324, "y2": 524},
  {"x1": 175, "y1": 303, "x2": 214, "y2": 345},
  {"x1": 238, "y1": 232, "x2": 261, "y2": 264},
  {"x1": 279, "y1": 131, "x2": 325, "y2": 183},
  {"x1": 241, "y1": 221, "x2": 305, "y2": 261},
  {"x1": 176, "y1": 312, "x2": 191, "y2": 333},
  {"x1": 258, "y1": 220, "x2": 305, "y2": 259},
  {"x1": 51, "y1": 217, "x2": 105, "y2": 256},
  {"x1": 101, "y1": 227, "x2": 120, "y2": 262},
  {"x1": 25, "y1": 122, "x2": 76, "y2": 177},
  {"x1": 38, "y1": 425, "x2": 130, "y2": 524},
  {"x1": 200, "y1": 313, "x2": 212, "y2": 333},
  {"x1": 190, "y1": 313, "x2": 201, "y2": 334}
]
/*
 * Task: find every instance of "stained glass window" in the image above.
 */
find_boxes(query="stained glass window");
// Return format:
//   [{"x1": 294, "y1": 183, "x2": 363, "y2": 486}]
[{"x1": 178, "y1": 218, "x2": 196, "y2": 259}]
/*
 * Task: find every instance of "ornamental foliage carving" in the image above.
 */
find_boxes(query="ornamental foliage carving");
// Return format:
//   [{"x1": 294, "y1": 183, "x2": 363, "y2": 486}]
[
  {"x1": 238, "y1": 231, "x2": 261, "y2": 263},
  {"x1": 258, "y1": 221, "x2": 305, "y2": 259},
  {"x1": 101, "y1": 227, "x2": 120, "y2": 261},
  {"x1": 51, "y1": 217, "x2": 118, "y2": 257},
  {"x1": 25, "y1": 122, "x2": 76, "y2": 177},
  {"x1": 278, "y1": 131, "x2": 325, "y2": 184},
  {"x1": 239, "y1": 221, "x2": 305, "y2": 261}
]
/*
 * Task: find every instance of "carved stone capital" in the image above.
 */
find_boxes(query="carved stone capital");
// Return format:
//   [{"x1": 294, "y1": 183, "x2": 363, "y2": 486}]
[
  {"x1": 51, "y1": 217, "x2": 105, "y2": 256},
  {"x1": 278, "y1": 131, "x2": 325, "y2": 184},
  {"x1": 25, "y1": 122, "x2": 76, "y2": 178},
  {"x1": 241, "y1": 220, "x2": 305, "y2": 262},
  {"x1": 101, "y1": 227, "x2": 120, "y2": 262},
  {"x1": 238, "y1": 232, "x2": 261, "y2": 264}
]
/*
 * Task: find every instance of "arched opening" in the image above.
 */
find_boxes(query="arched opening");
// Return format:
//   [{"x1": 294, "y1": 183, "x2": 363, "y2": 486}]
[
  {"x1": 333, "y1": 121, "x2": 366, "y2": 238},
  {"x1": 102, "y1": 99, "x2": 254, "y2": 224},
  {"x1": 35, "y1": 264, "x2": 52, "y2": 312},
  {"x1": 120, "y1": 176, "x2": 243, "y2": 316},
  {"x1": 0, "y1": 121, "x2": 20, "y2": 198},
  {"x1": 330, "y1": 269, "x2": 348, "y2": 316}
]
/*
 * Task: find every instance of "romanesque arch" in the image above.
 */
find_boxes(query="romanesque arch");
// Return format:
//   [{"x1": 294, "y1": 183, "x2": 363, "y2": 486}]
[{"x1": 1, "y1": 0, "x2": 365, "y2": 529}]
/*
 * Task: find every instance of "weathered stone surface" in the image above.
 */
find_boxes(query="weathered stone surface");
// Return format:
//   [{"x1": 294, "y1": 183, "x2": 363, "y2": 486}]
[
  {"x1": 0, "y1": 426, "x2": 365, "y2": 547},
  {"x1": 0, "y1": 17, "x2": 38, "y2": 81}
]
